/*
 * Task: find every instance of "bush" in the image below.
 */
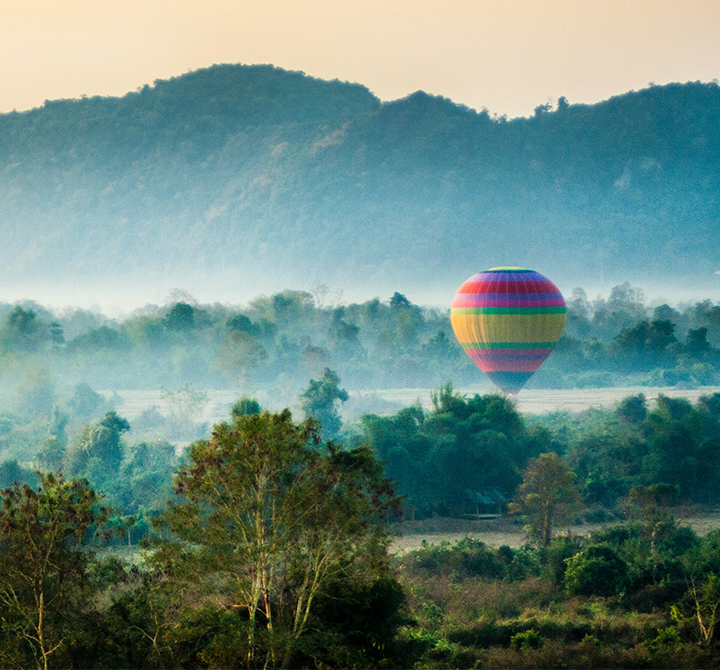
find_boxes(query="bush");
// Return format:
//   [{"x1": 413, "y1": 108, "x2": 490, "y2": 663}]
[
  {"x1": 405, "y1": 538, "x2": 506, "y2": 580},
  {"x1": 542, "y1": 535, "x2": 584, "y2": 585},
  {"x1": 511, "y1": 628, "x2": 544, "y2": 650},
  {"x1": 565, "y1": 544, "x2": 629, "y2": 597}
]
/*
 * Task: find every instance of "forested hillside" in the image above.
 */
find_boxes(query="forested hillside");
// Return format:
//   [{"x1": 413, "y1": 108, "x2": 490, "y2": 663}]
[{"x1": 0, "y1": 64, "x2": 718, "y2": 299}]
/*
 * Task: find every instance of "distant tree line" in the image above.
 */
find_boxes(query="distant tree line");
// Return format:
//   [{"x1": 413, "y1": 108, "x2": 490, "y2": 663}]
[{"x1": 0, "y1": 283, "x2": 717, "y2": 402}]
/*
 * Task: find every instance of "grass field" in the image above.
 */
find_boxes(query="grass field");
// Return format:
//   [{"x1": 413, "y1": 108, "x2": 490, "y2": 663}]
[
  {"x1": 101, "y1": 385, "x2": 720, "y2": 424},
  {"x1": 390, "y1": 509, "x2": 720, "y2": 554}
]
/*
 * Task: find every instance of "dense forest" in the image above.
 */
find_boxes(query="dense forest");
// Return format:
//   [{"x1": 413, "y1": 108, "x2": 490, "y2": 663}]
[
  {"x1": 4, "y1": 391, "x2": 720, "y2": 668},
  {"x1": 0, "y1": 64, "x2": 718, "y2": 297}
]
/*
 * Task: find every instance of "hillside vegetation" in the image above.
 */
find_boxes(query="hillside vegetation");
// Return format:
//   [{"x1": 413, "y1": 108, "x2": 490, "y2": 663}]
[
  {"x1": 0, "y1": 64, "x2": 718, "y2": 295},
  {"x1": 5, "y1": 395, "x2": 720, "y2": 668}
]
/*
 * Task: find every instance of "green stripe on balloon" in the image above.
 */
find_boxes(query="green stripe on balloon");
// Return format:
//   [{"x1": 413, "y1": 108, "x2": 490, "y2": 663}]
[{"x1": 459, "y1": 342, "x2": 557, "y2": 349}]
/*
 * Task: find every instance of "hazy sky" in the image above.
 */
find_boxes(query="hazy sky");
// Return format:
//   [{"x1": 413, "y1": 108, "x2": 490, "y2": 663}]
[{"x1": 1, "y1": 0, "x2": 718, "y2": 118}]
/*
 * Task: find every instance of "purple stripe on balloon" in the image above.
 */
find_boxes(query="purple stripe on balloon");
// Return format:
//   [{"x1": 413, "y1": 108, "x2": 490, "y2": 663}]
[
  {"x1": 475, "y1": 272, "x2": 543, "y2": 282},
  {"x1": 453, "y1": 298, "x2": 566, "y2": 308}
]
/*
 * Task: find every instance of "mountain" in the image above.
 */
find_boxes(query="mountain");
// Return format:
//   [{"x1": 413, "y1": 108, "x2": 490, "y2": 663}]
[{"x1": 0, "y1": 63, "x2": 718, "y2": 305}]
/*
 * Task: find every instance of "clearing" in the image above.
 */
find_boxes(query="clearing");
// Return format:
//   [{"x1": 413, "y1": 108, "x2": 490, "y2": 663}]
[{"x1": 391, "y1": 510, "x2": 720, "y2": 554}]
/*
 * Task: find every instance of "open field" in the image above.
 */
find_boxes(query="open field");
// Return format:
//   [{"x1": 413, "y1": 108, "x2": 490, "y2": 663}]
[
  {"x1": 101, "y1": 385, "x2": 720, "y2": 424},
  {"x1": 390, "y1": 510, "x2": 720, "y2": 554},
  {"x1": 106, "y1": 513, "x2": 720, "y2": 558},
  {"x1": 368, "y1": 385, "x2": 720, "y2": 415}
]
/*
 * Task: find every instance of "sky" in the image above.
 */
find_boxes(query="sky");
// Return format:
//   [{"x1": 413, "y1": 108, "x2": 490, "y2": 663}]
[{"x1": 1, "y1": 0, "x2": 719, "y2": 119}]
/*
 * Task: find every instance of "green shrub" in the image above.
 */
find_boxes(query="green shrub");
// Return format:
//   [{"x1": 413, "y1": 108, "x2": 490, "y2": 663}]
[
  {"x1": 510, "y1": 628, "x2": 544, "y2": 650},
  {"x1": 646, "y1": 626, "x2": 682, "y2": 653},
  {"x1": 405, "y1": 538, "x2": 506, "y2": 580},
  {"x1": 564, "y1": 544, "x2": 629, "y2": 597},
  {"x1": 504, "y1": 546, "x2": 542, "y2": 582},
  {"x1": 542, "y1": 535, "x2": 585, "y2": 585}
]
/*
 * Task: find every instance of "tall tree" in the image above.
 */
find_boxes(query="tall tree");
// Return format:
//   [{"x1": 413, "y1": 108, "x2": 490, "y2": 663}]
[
  {"x1": 67, "y1": 411, "x2": 130, "y2": 482},
  {"x1": 0, "y1": 473, "x2": 106, "y2": 670},
  {"x1": 300, "y1": 368, "x2": 349, "y2": 439},
  {"x1": 152, "y1": 409, "x2": 399, "y2": 669},
  {"x1": 510, "y1": 452, "x2": 584, "y2": 547},
  {"x1": 216, "y1": 330, "x2": 269, "y2": 389}
]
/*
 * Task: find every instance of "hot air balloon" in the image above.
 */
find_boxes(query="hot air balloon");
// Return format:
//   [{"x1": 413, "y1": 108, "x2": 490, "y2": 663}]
[{"x1": 451, "y1": 267, "x2": 566, "y2": 394}]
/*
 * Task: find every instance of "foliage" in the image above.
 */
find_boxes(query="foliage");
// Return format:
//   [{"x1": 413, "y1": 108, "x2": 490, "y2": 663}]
[
  {"x1": 67, "y1": 411, "x2": 130, "y2": 485},
  {"x1": 151, "y1": 408, "x2": 401, "y2": 668},
  {"x1": 300, "y1": 367, "x2": 348, "y2": 439},
  {"x1": 402, "y1": 538, "x2": 507, "y2": 581},
  {"x1": 564, "y1": 544, "x2": 629, "y2": 597},
  {"x1": 1, "y1": 390, "x2": 720, "y2": 666},
  {"x1": 230, "y1": 396, "x2": 261, "y2": 418},
  {"x1": 161, "y1": 382, "x2": 209, "y2": 440},
  {"x1": 510, "y1": 453, "x2": 584, "y2": 546},
  {"x1": 67, "y1": 382, "x2": 110, "y2": 421},
  {"x1": 0, "y1": 281, "x2": 717, "y2": 399},
  {"x1": 0, "y1": 473, "x2": 107, "y2": 670},
  {"x1": 359, "y1": 384, "x2": 543, "y2": 517},
  {"x1": 510, "y1": 627, "x2": 543, "y2": 650},
  {"x1": 393, "y1": 525, "x2": 720, "y2": 669}
]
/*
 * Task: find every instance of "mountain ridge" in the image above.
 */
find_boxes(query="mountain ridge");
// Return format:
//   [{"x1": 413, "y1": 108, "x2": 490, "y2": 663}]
[{"x1": 0, "y1": 64, "x2": 718, "y2": 305}]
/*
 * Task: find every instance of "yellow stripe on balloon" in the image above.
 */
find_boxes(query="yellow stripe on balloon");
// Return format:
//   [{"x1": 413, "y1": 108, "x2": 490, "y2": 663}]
[{"x1": 450, "y1": 313, "x2": 566, "y2": 344}]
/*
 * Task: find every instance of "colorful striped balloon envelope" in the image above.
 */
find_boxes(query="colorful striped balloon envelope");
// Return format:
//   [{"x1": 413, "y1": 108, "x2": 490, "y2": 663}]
[{"x1": 451, "y1": 267, "x2": 566, "y2": 394}]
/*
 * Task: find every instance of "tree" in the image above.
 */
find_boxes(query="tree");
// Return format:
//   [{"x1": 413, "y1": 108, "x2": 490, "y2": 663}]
[
  {"x1": 161, "y1": 382, "x2": 208, "y2": 439},
  {"x1": 152, "y1": 409, "x2": 400, "y2": 669},
  {"x1": 671, "y1": 573, "x2": 720, "y2": 648},
  {"x1": 617, "y1": 393, "x2": 648, "y2": 423},
  {"x1": 231, "y1": 396, "x2": 262, "y2": 418},
  {"x1": 1, "y1": 307, "x2": 48, "y2": 353},
  {"x1": 36, "y1": 407, "x2": 69, "y2": 472},
  {"x1": 510, "y1": 453, "x2": 584, "y2": 547},
  {"x1": 66, "y1": 326, "x2": 132, "y2": 354},
  {"x1": 300, "y1": 368, "x2": 349, "y2": 439},
  {"x1": 686, "y1": 327, "x2": 711, "y2": 357},
  {"x1": 360, "y1": 387, "x2": 537, "y2": 518},
  {"x1": 67, "y1": 411, "x2": 130, "y2": 481},
  {"x1": 0, "y1": 473, "x2": 106, "y2": 670},
  {"x1": 67, "y1": 382, "x2": 109, "y2": 421},
  {"x1": 216, "y1": 330, "x2": 268, "y2": 388},
  {"x1": 564, "y1": 544, "x2": 628, "y2": 597},
  {"x1": 389, "y1": 292, "x2": 411, "y2": 310},
  {"x1": 628, "y1": 483, "x2": 680, "y2": 554},
  {"x1": 612, "y1": 319, "x2": 677, "y2": 371},
  {"x1": 164, "y1": 302, "x2": 195, "y2": 331},
  {"x1": 11, "y1": 367, "x2": 55, "y2": 419},
  {"x1": 227, "y1": 313, "x2": 256, "y2": 334}
]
